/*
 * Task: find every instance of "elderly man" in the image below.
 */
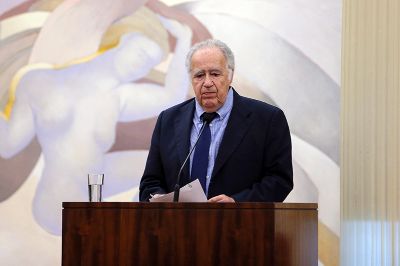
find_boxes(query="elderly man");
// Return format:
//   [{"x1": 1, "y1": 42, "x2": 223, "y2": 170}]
[{"x1": 139, "y1": 39, "x2": 293, "y2": 202}]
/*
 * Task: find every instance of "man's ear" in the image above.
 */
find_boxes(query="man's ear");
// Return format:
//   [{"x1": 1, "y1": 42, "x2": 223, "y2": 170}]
[{"x1": 229, "y1": 69, "x2": 234, "y2": 82}]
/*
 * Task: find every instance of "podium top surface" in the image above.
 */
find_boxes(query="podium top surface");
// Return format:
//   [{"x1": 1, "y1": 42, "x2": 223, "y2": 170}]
[{"x1": 63, "y1": 202, "x2": 317, "y2": 210}]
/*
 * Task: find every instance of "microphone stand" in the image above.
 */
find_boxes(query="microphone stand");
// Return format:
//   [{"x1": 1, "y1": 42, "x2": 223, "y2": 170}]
[{"x1": 173, "y1": 121, "x2": 208, "y2": 202}]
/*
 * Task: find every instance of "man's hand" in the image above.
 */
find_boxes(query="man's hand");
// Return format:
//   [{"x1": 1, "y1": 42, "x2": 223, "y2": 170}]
[{"x1": 208, "y1": 194, "x2": 235, "y2": 203}]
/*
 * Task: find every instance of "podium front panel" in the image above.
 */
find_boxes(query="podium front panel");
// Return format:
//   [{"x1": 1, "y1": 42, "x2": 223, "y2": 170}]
[{"x1": 62, "y1": 202, "x2": 317, "y2": 266}]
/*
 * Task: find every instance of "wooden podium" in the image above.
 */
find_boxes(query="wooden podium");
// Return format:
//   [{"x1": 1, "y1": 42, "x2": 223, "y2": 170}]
[{"x1": 62, "y1": 202, "x2": 317, "y2": 266}]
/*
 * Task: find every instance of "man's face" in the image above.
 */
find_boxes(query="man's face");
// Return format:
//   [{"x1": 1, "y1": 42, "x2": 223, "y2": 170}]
[{"x1": 190, "y1": 47, "x2": 233, "y2": 113}]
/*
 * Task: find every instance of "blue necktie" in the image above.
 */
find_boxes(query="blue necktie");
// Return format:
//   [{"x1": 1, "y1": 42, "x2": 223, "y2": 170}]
[{"x1": 191, "y1": 113, "x2": 217, "y2": 194}]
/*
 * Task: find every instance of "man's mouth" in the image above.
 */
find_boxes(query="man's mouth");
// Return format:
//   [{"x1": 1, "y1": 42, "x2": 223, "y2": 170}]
[{"x1": 202, "y1": 92, "x2": 217, "y2": 98}]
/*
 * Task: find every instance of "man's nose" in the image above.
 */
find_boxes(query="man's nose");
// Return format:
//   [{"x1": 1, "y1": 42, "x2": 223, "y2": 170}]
[{"x1": 203, "y1": 75, "x2": 214, "y2": 87}]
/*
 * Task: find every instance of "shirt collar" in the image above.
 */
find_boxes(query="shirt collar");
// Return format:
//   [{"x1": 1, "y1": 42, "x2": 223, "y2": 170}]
[{"x1": 194, "y1": 86, "x2": 234, "y2": 122}]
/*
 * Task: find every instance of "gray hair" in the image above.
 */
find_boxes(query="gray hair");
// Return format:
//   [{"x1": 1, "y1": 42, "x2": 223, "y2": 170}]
[{"x1": 185, "y1": 39, "x2": 235, "y2": 73}]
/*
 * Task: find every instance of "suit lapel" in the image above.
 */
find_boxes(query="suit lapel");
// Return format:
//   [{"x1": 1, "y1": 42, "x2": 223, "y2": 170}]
[
  {"x1": 212, "y1": 91, "x2": 252, "y2": 178},
  {"x1": 174, "y1": 100, "x2": 195, "y2": 181}
]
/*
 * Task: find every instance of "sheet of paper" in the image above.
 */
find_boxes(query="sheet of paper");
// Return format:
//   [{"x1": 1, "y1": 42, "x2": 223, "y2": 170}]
[{"x1": 149, "y1": 179, "x2": 207, "y2": 202}]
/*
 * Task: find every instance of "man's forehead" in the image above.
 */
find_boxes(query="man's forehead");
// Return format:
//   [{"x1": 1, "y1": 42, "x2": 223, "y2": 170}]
[
  {"x1": 192, "y1": 47, "x2": 225, "y2": 62},
  {"x1": 190, "y1": 48, "x2": 227, "y2": 71}
]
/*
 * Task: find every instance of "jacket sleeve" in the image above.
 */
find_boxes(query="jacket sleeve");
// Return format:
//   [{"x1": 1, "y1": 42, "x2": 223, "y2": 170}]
[
  {"x1": 139, "y1": 112, "x2": 168, "y2": 201},
  {"x1": 231, "y1": 109, "x2": 293, "y2": 202}
]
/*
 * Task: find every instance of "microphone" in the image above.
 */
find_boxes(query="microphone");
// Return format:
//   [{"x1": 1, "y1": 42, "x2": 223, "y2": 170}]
[{"x1": 173, "y1": 112, "x2": 216, "y2": 202}]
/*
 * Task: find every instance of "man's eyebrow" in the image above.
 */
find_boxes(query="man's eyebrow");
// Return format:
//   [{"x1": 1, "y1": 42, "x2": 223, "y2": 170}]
[
  {"x1": 209, "y1": 69, "x2": 222, "y2": 73},
  {"x1": 192, "y1": 69, "x2": 205, "y2": 75},
  {"x1": 193, "y1": 68, "x2": 223, "y2": 74}
]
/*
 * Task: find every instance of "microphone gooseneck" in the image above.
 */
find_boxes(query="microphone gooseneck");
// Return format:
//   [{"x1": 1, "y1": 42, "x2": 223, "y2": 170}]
[{"x1": 173, "y1": 112, "x2": 217, "y2": 202}]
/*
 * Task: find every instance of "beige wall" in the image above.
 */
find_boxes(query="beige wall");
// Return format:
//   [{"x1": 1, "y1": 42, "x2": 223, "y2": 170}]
[{"x1": 341, "y1": 0, "x2": 400, "y2": 264}]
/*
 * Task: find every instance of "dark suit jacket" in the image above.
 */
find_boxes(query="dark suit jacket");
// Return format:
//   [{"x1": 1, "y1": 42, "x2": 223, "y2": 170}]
[{"x1": 139, "y1": 89, "x2": 293, "y2": 202}]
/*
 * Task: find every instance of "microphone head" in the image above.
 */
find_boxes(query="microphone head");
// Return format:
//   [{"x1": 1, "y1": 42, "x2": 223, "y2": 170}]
[{"x1": 201, "y1": 112, "x2": 217, "y2": 124}]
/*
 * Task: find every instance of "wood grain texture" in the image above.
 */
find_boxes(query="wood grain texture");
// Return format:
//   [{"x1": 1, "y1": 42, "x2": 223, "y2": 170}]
[{"x1": 62, "y1": 202, "x2": 317, "y2": 266}]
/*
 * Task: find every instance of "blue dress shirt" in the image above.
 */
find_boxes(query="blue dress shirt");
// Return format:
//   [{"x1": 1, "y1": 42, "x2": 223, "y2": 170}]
[{"x1": 190, "y1": 88, "x2": 234, "y2": 195}]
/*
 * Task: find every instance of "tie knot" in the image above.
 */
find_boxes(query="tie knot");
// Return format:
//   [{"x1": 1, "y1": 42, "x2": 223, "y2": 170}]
[{"x1": 201, "y1": 112, "x2": 218, "y2": 124}]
